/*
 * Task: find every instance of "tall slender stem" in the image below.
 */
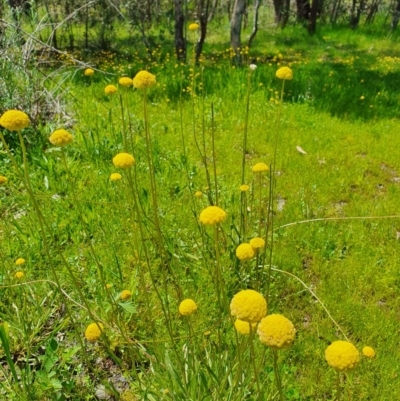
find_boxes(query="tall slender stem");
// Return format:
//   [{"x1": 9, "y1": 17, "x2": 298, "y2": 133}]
[{"x1": 273, "y1": 349, "x2": 284, "y2": 401}]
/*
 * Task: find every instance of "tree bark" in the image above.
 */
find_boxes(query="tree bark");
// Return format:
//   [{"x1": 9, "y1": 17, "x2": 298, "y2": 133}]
[
  {"x1": 248, "y1": 0, "x2": 261, "y2": 48},
  {"x1": 308, "y1": 0, "x2": 320, "y2": 33},
  {"x1": 273, "y1": 0, "x2": 291, "y2": 26},
  {"x1": 392, "y1": 0, "x2": 400, "y2": 29},
  {"x1": 174, "y1": 0, "x2": 186, "y2": 61},
  {"x1": 230, "y1": 0, "x2": 246, "y2": 61},
  {"x1": 195, "y1": 0, "x2": 211, "y2": 63},
  {"x1": 296, "y1": 0, "x2": 311, "y2": 21}
]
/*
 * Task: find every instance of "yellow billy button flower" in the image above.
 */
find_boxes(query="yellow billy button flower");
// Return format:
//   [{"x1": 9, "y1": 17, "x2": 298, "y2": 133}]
[
  {"x1": 179, "y1": 298, "x2": 198, "y2": 316},
  {"x1": 325, "y1": 341, "x2": 360, "y2": 371},
  {"x1": 362, "y1": 346, "x2": 376, "y2": 359},
  {"x1": 276, "y1": 67, "x2": 293, "y2": 80},
  {"x1": 110, "y1": 173, "x2": 122, "y2": 181},
  {"x1": 0, "y1": 110, "x2": 30, "y2": 132},
  {"x1": 234, "y1": 319, "x2": 257, "y2": 335},
  {"x1": 49, "y1": 129, "x2": 73, "y2": 147},
  {"x1": 84, "y1": 68, "x2": 94, "y2": 76},
  {"x1": 84, "y1": 323, "x2": 104, "y2": 342},
  {"x1": 105, "y1": 283, "x2": 113, "y2": 289},
  {"x1": 194, "y1": 191, "x2": 203, "y2": 198},
  {"x1": 189, "y1": 23, "x2": 200, "y2": 31},
  {"x1": 250, "y1": 237, "x2": 265, "y2": 250},
  {"x1": 132, "y1": 70, "x2": 156, "y2": 89},
  {"x1": 104, "y1": 84, "x2": 118, "y2": 95},
  {"x1": 236, "y1": 243, "x2": 255, "y2": 261},
  {"x1": 199, "y1": 206, "x2": 227, "y2": 225},
  {"x1": 230, "y1": 289, "x2": 267, "y2": 323},
  {"x1": 252, "y1": 162, "x2": 269, "y2": 173},
  {"x1": 120, "y1": 290, "x2": 132, "y2": 301},
  {"x1": 240, "y1": 184, "x2": 249, "y2": 192},
  {"x1": 15, "y1": 258, "x2": 26, "y2": 266},
  {"x1": 112, "y1": 153, "x2": 135, "y2": 169},
  {"x1": 0, "y1": 175, "x2": 7, "y2": 185},
  {"x1": 257, "y1": 314, "x2": 296, "y2": 349},
  {"x1": 119, "y1": 77, "x2": 133, "y2": 87},
  {"x1": 15, "y1": 271, "x2": 24, "y2": 279}
]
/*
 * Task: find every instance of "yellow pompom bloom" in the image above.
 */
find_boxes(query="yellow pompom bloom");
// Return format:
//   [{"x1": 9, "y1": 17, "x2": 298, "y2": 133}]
[
  {"x1": 84, "y1": 68, "x2": 94, "y2": 76},
  {"x1": 49, "y1": 129, "x2": 73, "y2": 146},
  {"x1": 105, "y1": 85, "x2": 118, "y2": 95},
  {"x1": 132, "y1": 70, "x2": 156, "y2": 89},
  {"x1": 179, "y1": 298, "x2": 198, "y2": 316},
  {"x1": 0, "y1": 110, "x2": 30, "y2": 132},
  {"x1": 189, "y1": 23, "x2": 199, "y2": 31},
  {"x1": 120, "y1": 290, "x2": 132, "y2": 301},
  {"x1": 15, "y1": 258, "x2": 26, "y2": 266},
  {"x1": 362, "y1": 346, "x2": 376, "y2": 359},
  {"x1": 234, "y1": 319, "x2": 257, "y2": 335},
  {"x1": 236, "y1": 243, "x2": 255, "y2": 261},
  {"x1": 105, "y1": 283, "x2": 113, "y2": 289},
  {"x1": 0, "y1": 175, "x2": 7, "y2": 185},
  {"x1": 325, "y1": 341, "x2": 360, "y2": 371},
  {"x1": 252, "y1": 163, "x2": 269, "y2": 173},
  {"x1": 199, "y1": 206, "x2": 227, "y2": 225},
  {"x1": 119, "y1": 77, "x2": 133, "y2": 87},
  {"x1": 112, "y1": 153, "x2": 135, "y2": 169},
  {"x1": 15, "y1": 271, "x2": 24, "y2": 279},
  {"x1": 195, "y1": 191, "x2": 203, "y2": 198},
  {"x1": 110, "y1": 173, "x2": 122, "y2": 181},
  {"x1": 250, "y1": 237, "x2": 265, "y2": 249},
  {"x1": 240, "y1": 184, "x2": 249, "y2": 192},
  {"x1": 276, "y1": 67, "x2": 293, "y2": 80},
  {"x1": 84, "y1": 322, "x2": 104, "y2": 342},
  {"x1": 258, "y1": 314, "x2": 296, "y2": 349},
  {"x1": 230, "y1": 289, "x2": 267, "y2": 323}
]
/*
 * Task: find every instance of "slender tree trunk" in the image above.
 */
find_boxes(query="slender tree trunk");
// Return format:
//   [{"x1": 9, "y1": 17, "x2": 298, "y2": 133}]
[
  {"x1": 208, "y1": 0, "x2": 219, "y2": 22},
  {"x1": 230, "y1": 0, "x2": 246, "y2": 61},
  {"x1": 308, "y1": 0, "x2": 319, "y2": 33},
  {"x1": 296, "y1": 0, "x2": 311, "y2": 21},
  {"x1": 330, "y1": 0, "x2": 341, "y2": 23},
  {"x1": 174, "y1": 0, "x2": 186, "y2": 61},
  {"x1": 273, "y1": 0, "x2": 291, "y2": 26},
  {"x1": 195, "y1": 0, "x2": 211, "y2": 63},
  {"x1": 365, "y1": 0, "x2": 380, "y2": 24},
  {"x1": 248, "y1": 0, "x2": 261, "y2": 48},
  {"x1": 350, "y1": 0, "x2": 365, "y2": 28},
  {"x1": 392, "y1": 0, "x2": 400, "y2": 29}
]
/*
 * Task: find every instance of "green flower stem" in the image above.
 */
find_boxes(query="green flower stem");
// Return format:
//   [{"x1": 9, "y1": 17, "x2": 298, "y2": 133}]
[
  {"x1": 273, "y1": 349, "x2": 284, "y2": 401},
  {"x1": 336, "y1": 371, "x2": 341, "y2": 401},
  {"x1": 249, "y1": 325, "x2": 261, "y2": 399},
  {"x1": 119, "y1": 93, "x2": 128, "y2": 151},
  {"x1": 211, "y1": 102, "x2": 219, "y2": 206}
]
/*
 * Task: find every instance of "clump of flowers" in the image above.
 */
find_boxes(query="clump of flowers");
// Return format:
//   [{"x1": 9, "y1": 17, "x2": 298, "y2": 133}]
[
  {"x1": 84, "y1": 68, "x2": 94, "y2": 76},
  {"x1": 119, "y1": 77, "x2": 133, "y2": 87},
  {"x1": 15, "y1": 258, "x2": 26, "y2": 266},
  {"x1": 230, "y1": 289, "x2": 267, "y2": 323},
  {"x1": 84, "y1": 323, "x2": 104, "y2": 342},
  {"x1": 362, "y1": 346, "x2": 376, "y2": 359},
  {"x1": 276, "y1": 67, "x2": 293, "y2": 80},
  {"x1": 236, "y1": 243, "x2": 255, "y2": 261},
  {"x1": 194, "y1": 191, "x2": 203, "y2": 198},
  {"x1": 234, "y1": 319, "x2": 257, "y2": 335},
  {"x1": 240, "y1": 184, "x2": 249, "y2": 192},
  {"x1": 49, "y1": 129, "x2": 73, "y2": 147},
  {"x1": 199, "y1": 206, "x2": 227, "y2": 225},
  {"x1": 0, "y1": 175, "x2": 7, "y2": 185},
  {"x1": 120, "y1": 290, "x2": 132, "y2": 301},
  {"x1": 179, "y1": 299, "x2": 198, "y2": 316},
  {"x1": 105, "y1": 85, "x2": 118, "y2": 95},
  {"x1": 113, "y1": 153, "x2": 135, "y2": 169},
  {"x1": 15, "y1": 271, "x2": 24, "y2": 279},
  {"x1": 250, "y1": 237, "x2": 265, "y2": 250},
  {"x1": 258, "y1": 314, "x2": 296, "y2": 349},
  {"x1": 133, "y1": 70, "x2": 156, "y2": 89},
  {"x1": 325, "y1": 340, "x2": 360, "y2": 371},
  {"x1": 252, "y1": 163, "x2": 269, "y2": 173},
  {"x1": 105, "y1": 283, "x2": 113, "y2": 289},
  {"x1": 189, "y1": 23, "x2": 199, "y2": 31},
  {"x1": 110, "y1": 173, "x2": 122, "y2": 181},
  {"x1": 0, "y1": 110, "x2": 30, "y2": 132}
]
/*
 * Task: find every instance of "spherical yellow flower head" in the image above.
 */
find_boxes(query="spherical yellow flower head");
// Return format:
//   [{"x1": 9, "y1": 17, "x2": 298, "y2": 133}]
[
  {"x1": 362, "y1": 346, "x2": 376, "y2": 359},
  {"x1": 236, "y1": 243, "x2": 255, "y2": 261},
  {"x1": 110, "y1": 173, "x2": 122, "y2": 181},
  {"x1": 0, "y1": 175, "x2": 7, "y2": 185},
  {"x1": 84, "y1": 322, "x2": 104, "y2": 342},
  {"x1": 194, "y1": 191, "x2": 203, "y2": 198},
  {"x1": 120, "y1": 290, "x2": 132, "y2": 301},
  {"x1": 104, "y1": 84, "x2": 118, "y2": 95},
  {"x1": 112, "y1": 153, "x2": 135, "y2": 169},
  {"x1": 257, "y1": 314, "x2": 296, "y2": 349},
  {"x1": 132, "y1": 70, "x2": 156, "y2": 90},
  {"x1": 240, "y1": 184, "x2": 249, "y2": 192},
  {"x1": 234, "y1": 319, "x2": 257, "y2": 335},
  {"x1": 15, "y1": 271, "x2": 24, "y2": 279},
  {"x1": 252, "y1": 163, "x2": 269, "y2": 173},
  {"x1": 119, "y1": 77, "x2": 133, "y2": 87},
  {"x1": 199, "y1": 206, "x2": 227, "y2": 225},
  {"x1": 325, "y1": 341, "x2": 360, "y2": 371},
  {"x1": 276, "y1": 67, "x2": 293, "y2": 80},
  {"x1": 15, "y1": 258, "x2": 26, "y2": 266},
  {"x1": 105, "y1": 283, "x2": 113, "y2": 289},
  {"x1": 230, "y1": 289, "x2": 267, "y2": 323},
  {"x1": 179, "y1": 298, "x2": 198, "y2": 316},
  {"x1": 120, "y1": 390, "x2": 138, "y2": 401},
  {"x1": 189, "y1": 23, "x2": 199, "y2": 31},
  {"x1": 0, "y1": 110, "x2": 30, "y2": 132},
  {"x1": 84, "y1": 68, "x2": 94, "y2": 76},
  {"x1": 250, "y1": 237, "x2": 265, "y2": 250},
  {"x1": 49, "y1": 129, "x2": 73, "y2": 147}
]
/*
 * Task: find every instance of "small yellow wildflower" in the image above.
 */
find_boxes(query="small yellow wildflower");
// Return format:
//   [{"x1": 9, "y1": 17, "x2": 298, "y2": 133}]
[
  {"x1": 120, "y1": 290, "x2": 132, "y2": 301},
  {"x1": 119, "y1": 77, "x2": 133, "y2": 87},
  {"x1": 189, "y1": 23, "x2": 200, "y2": 31},
  {"x1": 199, "y1": 206, "x2": 227, "y2": 225},
  {"x1": 362, "y1": 346, "x2": 376, "y2": 359},
  {"x1": 194, "y1": 191, "x2": 203, "y2": 198},
  {"x1": 15, "y1": 271, "x2": 24, "y2": 279},
  {"x1": 132, "y1": 70, "x2": 156, "y2": 89},
  {"x1": 179, "y1": 298, "x2": 198, "y2": 316},
  {"x1": 110, "y1": 173, "x2": 122, "y2": 181},
  {"x1": 113, "y1": 153, "x2": 135, "y2": 169},
  {"x1": 0, "y1": 176, "x2": 7, "y2": 185},
  {"x1": 252, "y1": 163, "x2": 269, "y2": 173},
  {"x1": 257, "y1": 314, "x2": 296, "y2": 349},
  {"x1": 49, "y1": 129, "x2": 73, "y2": 146},
  {"x1": 84, "y1": 323, "x2": 104, "y2": 342},
  {"x1": 276, "y1": 67, "x2": 293, "y2": 80},
  {"x1": 15, "y1": 258, "x2": 26, "y2": 266},
  {"x1": 104, "y1": 85, "x2": 118, "y2": 95},
  {"x1": 325, "y1": 341, "x2": 360, "y2": 371},
  {"x1": 240, "y1": 184, "x2": 249, "y2": 192},
  {"x1": 84, "y1": 68, "x2": 94, "y2": 76},
  {"x1": 105, "y1": 283, "x2": 113, "y2": 289},
  {"x1": 360, "y1": 95, "x2": 365, "y2": 100},
  {"x1": 234, "y1": 319, "x2": 257, "y2": 335},
  {"x1": 250, "y1": 237, "x2": 265, "y2": 249},
  {"x1": 236, "y1": 243, "x2": 255, "y2": 261},
  {"x1": 0, "y1": 110, "x2": 30, "y2": 131},
  {"x1": 230, "y1": 289, "x2": 267, "y2": 323}
]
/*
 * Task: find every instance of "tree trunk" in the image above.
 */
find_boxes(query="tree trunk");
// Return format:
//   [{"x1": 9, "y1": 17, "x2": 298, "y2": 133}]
[
  {"x1": 308, "y1": 0, "x2": 319, "y2": 33},
  {"x1": 273, "y1": 0, "x2": 291, "y2": 26},
  {"x1": 230, "y1": 0, "x2": 246, "y2": 62},
  {"x1": 174, "y1": 0, "x2": 186, "y2": 61},
  {"x1": 350, "y1": 0, "x2": 366, "y2": 28},
  {"x1": 330, "y1": 0, "x2": 341, "y2": 23},
  {"x1": 296, "y1": 0, "x2": 311, "y2": 21},
  {"x1": 195, "y1": 0, "x2": 211, "y2": 63},
  {"x1": 365, "y1": 0, "x2": 380, "y2": 24},
  {"x1": 392, "y1": 0, "x2": 400, "y2": 29},
  {"x1": 248, "y1": 0, "x2": 261, "y2": 48}
]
